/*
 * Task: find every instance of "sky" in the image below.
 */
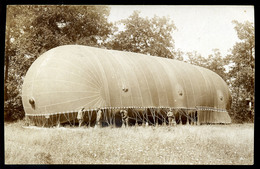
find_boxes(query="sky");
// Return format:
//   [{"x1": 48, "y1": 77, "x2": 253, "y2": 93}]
[{"x1": 108, "y1": 5, "x2": 254, "y2": 58}]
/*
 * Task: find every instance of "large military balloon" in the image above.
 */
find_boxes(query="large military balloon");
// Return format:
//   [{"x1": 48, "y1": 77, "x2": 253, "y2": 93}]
[{"x1": 22, "y1": 45, "x2": 231, "y2": 126}]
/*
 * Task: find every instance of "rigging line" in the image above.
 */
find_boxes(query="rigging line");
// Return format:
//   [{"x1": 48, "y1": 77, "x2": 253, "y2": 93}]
[
  {"x1": 75, "y1": 96, "x2": 101, "y2": 110},
  {"x1": 134, "y1": 111, "x2": 139, "y2": 123},
  {"x1": 96, "y1": 51, "x2": 122, "y2": 107},
  {"x1": 40, "y1": 116, "x2": 44, "y2": 127},
  {"x1": 107, "y1": 109, "x2": 112, "y2": 125},
  {"x1": 153, "y1": 109, "x2": 164, "y2": 122},
  {"x1": 184, "y1": 112, "x2": 193, "y2": 121},
  {"x1": 69, "y1": 51, "x2": 103, "y2": 86},
  {"x1": 155, "y1": 114, "x2": 164, "y2": 122},
  {"x1": 138, "y1": 57, "x2": 154, "y2": 105},
  {"x1": 88, "y1": 110, "x2": 93, "y2": 126},
  {"x1": 105, "y1": 109, "x2": 110, "y2": 125},
  {"x1": 24, "y1": 79, "x2": 96, "y2": 88},
  {"x1": 92, "y1": 97, "x2": 104, "y2": 109},
  {"x1": 145, "y1": 57, "x2": 164, "y2": 106},
  {"x1": 111, "y1": 110, "x2": 116, "y2": 125},
  {"x1": 219, "y1": 75, "x2": 230, "y2": 108},
  {"x1": 151, "y1": 58, "x2": 169, "y2": 106},
  {"x1": 32, "y1": 55, "x2": 50, "y2": 99},
  {"x1": 38, "y1": 66, "x2": 101, "y2": 89},
  {"x1": 149, "y1": 108, "x2": 156, "y2": 123},
  {"x1": 22, "y1": 84, "x2": 100, "y2": 96},
  {"x1": 102, "y1": 52, "x2": 123, "y2": 107},
  {"x1": 109, "y1": 52, "x2": 134, "y2": 107},
  {"x1": 204, "y1": 70, "x2": 217, "y2": 109},
  {"x1": 34, "y1": 90, "x2": 100, "y2": 95},
  {"x1": 48, "y1": 56, "x2": 102, "y2": 87},
  {"x1": 131, "y1": 109, "x2": 141, "y2": 122},
  {"x1": 40, "y1": 116, "x2": 44, "y2": 126},
  {"x1": 58, "y1": 114, "x2": 61, "y2": 125},
  {"x1": 37, "y1": 116, "x2": 41, "y2": 126},
  {"x1": 143, "y1": 110, "x2": 153, "y2": 124},
  {"x1": 212, "y1": 71, "x2": 225, "y2": 109},
  {"x1": 157, "y1": 110, "x2": 165, "y2": 121},
  {"x1": 50, "y1": 114, "x2": 54, "y2": 126},
  {"x1": 168, "y1": 60, "x2": 189, "y2": 108},
  {"x1": 73, "y1": 112, "x2": 76, "y2": 126},
  {"x1": 83, "y1": 48, "x2": 113, "y2": 86},
  {"x1": 120, "y1": 53, "x2": 144, "y2": 107},
  {"x1": 89, "y1": 51, "x2": 110, "y2": 107},
  {"x1": 188, "y1": 111, "x2": 196, "y2": 122},
  {"x1": 33, "y1": 116, "x2": 37, "y2": 126},
  {"x1": 181, "y1": 64, "x2": 197, "y2": 108},
  {"x1": 84, "y1": 49, "x2": 107, "y2": 87},
  {"x1": 133, "y1": 57, "x2": 154, "y2": 107},
  {"x1": 63, "y1": 112, "x2": 72, "y2": 126},
  {"x1": 37, "y1": 94, "x2": 101, "y2": 108},
  {"x1": 160, "y1": 109, "x2": 168, "y2": 122},
  {"x1": 92, "y1": 97, "x2": 105, "y2": 109},
  {"x1": 189, "y1": 65, "x2": 205, "y2": 100},
  {"x1": 132, "y1": 109, "x2": 143, "y2": 121},
  {"x1": 196, "y1": 67, "x2": 211, "y2": 107},
  {"x1": 100, "y1": 98, "x2": 107, "y2": 107},
  {"x1": 155, "y1": 59, "x2": 173, "y2": 107},
  {"x1": 41, "y1": 116, "x2": 46, "y2": 127}
]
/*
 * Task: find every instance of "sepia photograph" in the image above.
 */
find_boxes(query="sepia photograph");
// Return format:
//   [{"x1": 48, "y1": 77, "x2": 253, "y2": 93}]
[{"x1": 4, "y1": 5, "x2": 254, "y2": 165}]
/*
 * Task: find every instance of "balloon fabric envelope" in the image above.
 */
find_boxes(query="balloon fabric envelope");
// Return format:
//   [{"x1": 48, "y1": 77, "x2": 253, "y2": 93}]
[{"x1": 22, "y1": 45, "x2": 232, "y2": 127}]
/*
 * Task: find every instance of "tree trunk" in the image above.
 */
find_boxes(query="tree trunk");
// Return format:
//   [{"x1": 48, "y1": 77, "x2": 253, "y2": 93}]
[
  {"x1": 4, "y1": 55, "x2": 9, "y2": 102},
  {"x1": 5, "y1": 12, "x2": 10, "y2": 102}
]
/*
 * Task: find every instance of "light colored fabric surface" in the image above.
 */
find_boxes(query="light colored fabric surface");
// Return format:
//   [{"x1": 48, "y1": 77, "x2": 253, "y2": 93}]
[{"x1": 22, "y1": 45, "x2": 232, "y2": 123}]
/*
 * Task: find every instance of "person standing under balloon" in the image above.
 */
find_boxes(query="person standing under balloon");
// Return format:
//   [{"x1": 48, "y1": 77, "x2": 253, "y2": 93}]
[
  {"x1": 120, "y1": 109, "x2": 129, "y2": 127},
  {"x1": 167, "y1": 108, "x2": 175, "y2": 126},
  {"x1": 95, "y1": 108, "x2": 103, "y2": 128},
  {"x1": 77, "y1": 107, "x2": 85, "y2": 127}
]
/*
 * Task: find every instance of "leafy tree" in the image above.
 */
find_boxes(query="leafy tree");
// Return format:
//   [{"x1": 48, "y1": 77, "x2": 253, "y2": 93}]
[
  {"x1": 206, "y1": 49, "x2": 229, "y2": 81},
  {"x1": 185, "y1": 51, "x2": 206, "y2": 66},
  {"x1": 108, "y1": 10, "x2": 176, "y2": 58},
  {"x1": 173, "y1": 48, "x2": 184, "y2": 61},
  {"x1": 225, "y1": 20, "x2": 255, "y2": 123},
  {"x1": 4, "y1": 5, "x2": 112, "y2": 120},
  {"x1": 184, "y1": 49, "x2": 228, "y2": 81},
  {"x1": 4, "y1": 6, "x2": 34, "y2": 120},
  {"x1": 182, "y1": 20, "x2": 254, "y2": 123}
]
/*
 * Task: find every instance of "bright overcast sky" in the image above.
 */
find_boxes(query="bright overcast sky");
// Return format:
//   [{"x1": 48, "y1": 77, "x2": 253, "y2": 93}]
[{"x1": 108, "y1": 5, "x2": 254, "y2": 58}]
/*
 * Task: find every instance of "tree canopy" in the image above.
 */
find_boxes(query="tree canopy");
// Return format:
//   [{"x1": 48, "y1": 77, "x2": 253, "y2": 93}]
[
  {"x1": 226, "y1": 20, "x2": 255, "y2": 122},
  {"x1": 4, "y1": 5, "x2": 112, "y2": 120},
  {"x1": 181, "y1": 20, "x2": 255, "y2": 123},
  {"x1": 107, "y1": 10, "x2": 176, "y2": 58}
]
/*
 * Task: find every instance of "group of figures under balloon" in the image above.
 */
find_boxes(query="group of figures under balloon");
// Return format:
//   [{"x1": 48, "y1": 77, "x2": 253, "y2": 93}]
[{"x1": 24, "y1": 107, "x2": 219, "y2": 128}]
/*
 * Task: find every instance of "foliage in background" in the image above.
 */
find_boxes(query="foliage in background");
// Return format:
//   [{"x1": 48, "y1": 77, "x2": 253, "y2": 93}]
[
  {"x1": 181, "y1": 20, "x2": 254, "y2": 123},
  {"x1": 226, "y1": 21, "x2": 255, "y2": 123},
  {"x1": 4, "y1": 6, "x2": 254, "y2": 123},
  {"x1": 4, "y1": 5, "x2": 112, "y2": 120},
  {"x1": 107, "y1": 10, "x2": 176, "y2": 58}
]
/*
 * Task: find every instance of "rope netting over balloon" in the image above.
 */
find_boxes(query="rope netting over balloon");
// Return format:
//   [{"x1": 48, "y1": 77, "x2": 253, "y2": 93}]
[{"x1": 22, "y1": 45, "x2": 232, "y2": 127}]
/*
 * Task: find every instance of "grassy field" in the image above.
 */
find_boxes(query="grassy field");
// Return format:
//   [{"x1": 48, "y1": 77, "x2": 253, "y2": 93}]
[{"x1": 4, "y1": 121, "x2": 254, "y2": 165}]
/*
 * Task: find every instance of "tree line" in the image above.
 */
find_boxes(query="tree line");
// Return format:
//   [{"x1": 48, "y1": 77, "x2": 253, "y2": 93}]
[{"x1": 4, "y1": 5, "x2": 254, "y2": 123}]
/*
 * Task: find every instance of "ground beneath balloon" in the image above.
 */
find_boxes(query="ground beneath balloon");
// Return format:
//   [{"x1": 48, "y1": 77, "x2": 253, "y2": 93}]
[{"x1": 4, "y1": 121, "x2": 254, "y2": 164}]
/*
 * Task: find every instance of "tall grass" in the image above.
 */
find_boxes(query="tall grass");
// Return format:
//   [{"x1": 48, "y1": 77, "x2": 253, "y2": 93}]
[{"x1": 4, "y1": 121, "x2": 254, "y2": 164}]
